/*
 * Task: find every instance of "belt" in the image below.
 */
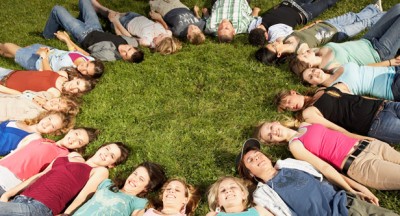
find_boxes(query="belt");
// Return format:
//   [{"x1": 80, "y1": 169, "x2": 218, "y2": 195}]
[
  {"x1": 280, "y1": 1, "x2": 306, "y2": 24},
  {"x1": 342, "y1": 140, "x2": 370, "y2": 175}
]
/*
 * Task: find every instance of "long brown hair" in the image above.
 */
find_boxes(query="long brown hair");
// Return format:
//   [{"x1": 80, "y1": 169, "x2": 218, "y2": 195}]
[{"x1": 23, "y1": 110, "x2": 75, "y2": 135}]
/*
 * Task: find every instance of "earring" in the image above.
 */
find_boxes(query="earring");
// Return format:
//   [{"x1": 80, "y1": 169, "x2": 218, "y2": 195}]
[{"x1": 216, "y1": 207, "x2": 221, "y2": 213}]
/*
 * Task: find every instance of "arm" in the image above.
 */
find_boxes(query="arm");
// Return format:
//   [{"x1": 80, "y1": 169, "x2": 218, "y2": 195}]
[
  {"x1": 14, "y1": 133, "x2": 42, "y2": 151},
  {"x1": 36, "y1": 47, "x2": 52, "y2": 71},
  {"x1": 108, "y1": 11, "x2": 132, "y2": 37},
  {"x1": 193, "y1": 5, "x2": 201, "y2": 19},
  {"x1": 55, "y1": 31, "x2": 91, "y2": 56},
  {"x1": 299, "y1": 20, "x2": 322, "y2": 30},
  {"x1": 0, "y1": 85, "x2": 22, "y2": 95},
  {"x1": 341, "y1": 175, "x2": 379, "y2": 206},
  {"x1": 149, "y1": 11, "x2": 169, "y2": 30},
  {"x1": 368, "y1": 56, "x2": 400, "y2": 67},
  {"x1": 302, "y1": 107, "x2": 374, "y2": 141},
  {"x1": 63, "y1": 167, "x2": 109, "y2": 214},
  {"x1": 131, "y1": 209, "x2": 145, "y2": 216},
  {"x1": 252, "y1": 7, "x2": 261, "y2": 17}
]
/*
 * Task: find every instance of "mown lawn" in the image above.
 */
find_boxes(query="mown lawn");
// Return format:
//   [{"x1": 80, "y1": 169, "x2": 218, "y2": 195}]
[{"x1": 0, "y1": 0, "x2": 399, "y2": 214}]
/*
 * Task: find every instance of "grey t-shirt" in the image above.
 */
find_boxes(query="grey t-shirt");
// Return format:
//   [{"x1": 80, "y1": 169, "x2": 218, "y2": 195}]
[{"x1": 164, "y1": 8, "x2": 205, "y2": 38}]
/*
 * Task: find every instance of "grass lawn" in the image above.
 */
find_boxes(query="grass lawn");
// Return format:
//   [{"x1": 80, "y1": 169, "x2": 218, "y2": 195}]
[{"x1": 0, "y1": 0, "x2": 399, "y2": 214}]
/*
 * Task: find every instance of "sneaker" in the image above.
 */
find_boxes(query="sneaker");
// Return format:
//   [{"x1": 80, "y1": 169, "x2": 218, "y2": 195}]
[{"x1": 374, "y1": 0, "x2": 383, "y2": 12}]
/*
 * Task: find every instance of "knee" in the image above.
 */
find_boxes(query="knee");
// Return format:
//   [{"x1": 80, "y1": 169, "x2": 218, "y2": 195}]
[{"x1": 51, "y1": 5, "x2": 66, "y2": 15}]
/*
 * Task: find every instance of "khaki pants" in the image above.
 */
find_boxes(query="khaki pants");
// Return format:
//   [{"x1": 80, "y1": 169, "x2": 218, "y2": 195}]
[
  {"x1": 149, "y1": 0, "x2": 188, "y2": 16},
  {"x1": 347, "y1": 194, "x2": 399, "y2": 216},
  {"x1": 347, "y1": 139, "x2": 400, "y2": 190}
]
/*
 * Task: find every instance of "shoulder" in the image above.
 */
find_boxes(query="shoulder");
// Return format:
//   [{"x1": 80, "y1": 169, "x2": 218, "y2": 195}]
[{"x1": 91, "y1": 166, "x2": 109, "y2": 177}]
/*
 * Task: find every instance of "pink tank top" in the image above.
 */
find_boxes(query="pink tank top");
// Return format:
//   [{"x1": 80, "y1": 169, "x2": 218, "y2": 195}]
[
  {"x1": 68, "y1": 52, "x2": 89, "y2": 62},
  {"x1": 22, "y1": 157, "x2": 92, "y2": 215},
  {"x1": 0, "y1": 138, "x2": 69, "y2": 180},
  {"x1": 291, "y1": 124, "x2": 358, "y2": 170}
]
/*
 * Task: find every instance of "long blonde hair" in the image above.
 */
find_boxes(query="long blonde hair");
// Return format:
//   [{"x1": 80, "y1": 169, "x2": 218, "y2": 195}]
[
  {"x1": 23, "y1": 110, "x2": 75, "y2": 135},
  {"x1": 153, "y1": 37, "x2": 182, "y2": 55}
]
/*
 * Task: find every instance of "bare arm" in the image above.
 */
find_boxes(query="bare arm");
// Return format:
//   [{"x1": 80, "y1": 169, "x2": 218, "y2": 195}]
[
  {"x1": 149, "y1": 11, "x2": 169, "y2": 30},
  {"x1": 63, "y1": 167, "x2": 109, "y2": 214},
  {"x1": 299, "y1": 20, "x2": 322, "y2": 30},
  {"x1": 341, "y1": 175, "x2": 379, "y2": 206},
  {"x1": 252, "y1": 7, "x2": 261, "y2": 17},
  {"x1": 14, "y1": 133, "x2": 42, "y2": 152},
  {"x1": 193, "y1": 5, "x2": 201, "y2": 19},
  {"x1": 55, "y1": 31, "x2": 91, "y2": 56},
  {"x1": 36, "y1": 47, "x2": 52, "y2": 71},
  {"x1": 108, "y1": 11, "x2": 132, "y2": 37},
  {"x1": 0, "y1": 85, "x2": 22, "y2": 95},
  {"x1": 131, "y1": 209, "x2": 145, "y2": 216},
  {"x1": 368, "y1": 56, "x2": 400, "y2": 67},
  {"x1": 90, "y1": 0, "x2": 111, "y2": 17}
]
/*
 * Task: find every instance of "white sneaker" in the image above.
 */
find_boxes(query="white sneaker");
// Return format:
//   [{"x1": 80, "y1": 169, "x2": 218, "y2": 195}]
[{"x1": 374, "y1": 0, "x2": 383, "y2": 12}]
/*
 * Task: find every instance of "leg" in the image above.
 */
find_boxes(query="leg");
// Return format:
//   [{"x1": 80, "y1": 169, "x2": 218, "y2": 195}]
[
  {"x1": 0, "y1": 196, "x2": 52, "y2": 216},
  {"x1": 43, "y1": 5, "x2": 88, "y2": 43},
  {"x1": 325, "y1": 4, "x2": 384, "y2": 40},
  {"x1": 347, "y1": 140, "x2": 400, "y2": 190},
  {"x1": 0, "y1": 43, "x2": 21, "y2": 58},
  {"x1": 77, "y1": 0, "x2": 103, "y2": 31},
  {"x1": 363, "y1": 4, "x2": 400, "y2": 60},
  {"x1": 14, "y1": 44, "x2": 48, "y2": 70},
  {"x1": 368, "y1": 101, "x2": 400, "y2": 144},
  {"x1": 347, "y1": 195, "x2": 399, "y2": 216},
  {"x1": 296, "y1": 0, "x2": 339, "y2": 21},
  {"x1": 90, "y1": 0, "x2": 110, "y2": 17}
]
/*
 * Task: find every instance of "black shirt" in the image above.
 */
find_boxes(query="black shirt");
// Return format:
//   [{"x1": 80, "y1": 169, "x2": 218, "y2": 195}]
[
  {"x1": 81, "y1": 31, "x2": 127, "y2": 50},
  {"x1": 261, "y1": 5, "x2": 303, "y2": 29}
]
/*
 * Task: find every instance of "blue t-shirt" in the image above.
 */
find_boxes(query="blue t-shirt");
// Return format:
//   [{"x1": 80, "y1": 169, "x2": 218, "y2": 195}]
[
  {"x1": 267, "y1": 168, "x2": 348, "y2": 216},
  {"x1": 0, "y1": 121, "x2": 31, "y2": 156},
  {"x1": 164, "y1": 8, "x2": 206, "y2": 38},
  {"x1": 73, "y1": 179, "x2": 148, "y2": 216}
]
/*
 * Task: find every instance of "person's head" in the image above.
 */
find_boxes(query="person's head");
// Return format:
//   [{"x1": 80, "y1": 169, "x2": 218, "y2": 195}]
[
  {"x1": 248, "y1": 27, "x2": 268, "y2": 47},
  {"x1": 58, "y1": 127, "x2": 99, "y2": 151},
  {"x1": 254, "y1": 121, "x2": 291, "y2": 144},
  {"x1": 290, "y1": 48, "x2": 317, "y2": 75},
  {"x1": 236, "y1": 138, "x2": 274, "y2": 183},
  {"x1": 43, "y1": 96, "x2": 80, "y2": 115},
  {"x1": 119, "y1": 162, "x2": 167, "y2": 197},
  {"x1": 24, "y1": 110, "x2": 75, "y2": 135},
  {"x1": 118, "y1": 44, "x2": 144, "y2": 63},
  {"x1": 207, "y1": 176, "x2": 250, "y2": 213},
  {"x1": 76, "y1": 59, "x2": 104, "y2": 78},
  {"x1": 187, "y1": 24, "x2": 206, "y2": 45},
  {"x1": 274, "y1": 90, "x2": 305, "y2": 112},
  {"x1": 158, "y1": 178, "x2": 200, "y2": 216},
  {"x1": 89, "y1": 142, "x2": 130, "y2": 168},
  {"x1": 301, "y1": 68, "x2": 329, "y2": 86},
  {"x1": 217, "y1": 19, "x2": 235, "y2": 43},
  {"x1": 152, "y1": 37, "x2": 182, "y2": 55},
  {"x1": 62, "y1": 77, "x2": 95, "y2": 95}
]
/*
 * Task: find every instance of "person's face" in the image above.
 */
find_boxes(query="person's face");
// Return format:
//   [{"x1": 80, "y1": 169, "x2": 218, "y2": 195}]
[
  {"x1": 297, "y1": 48, "x2": 315, "y2": 66},
  {"x1": 217, "y1": 19, "x2": 235, "y2": 38},
  {"x1": 91, "y1": 143, "x2": 122, "y2": 168},
  {"x1": 43, "y1": 98, "x2": 68, "y2": 111},
  {"x1": 118, "y1": 44, "x2": 137, "y2": 61},
  {"x1": 243, "y1": 150, "x2": 273, "y2": 179},
  {"x1": 266, "y1": 40, "x2": 287, "y2": 57},
  {"x1": 302, "y1": 68, "x2": 326, "y2": 85},
  {"x1": 162, "y1": 181, "x2": 188, "y2": 207},
  {"x1": 122, "y1": 166, "x2": 150, "y2": 195},
  {"x1": 279, "y1": 90, "x2": 305, "y2": 111},
  {"x1": 77, "y1": 61, "x2": 95, "y2": 76},
  {"x1": 217, "y1": 178, "x2": 245, "y2": 210},
  {"x1": 36, "y1": 113, "x2": 63, "y2": 134},
  {"x1": 63, "y1": 78, "x2": 88, "y2": 94},
  {"x1": 187, "y1": 24, "x2": 203, "y2": 40},
  {"x1": 60, "y1": 128, "x2": 90, "y2": 149},
  {"x1": 259, "y1": 122, "x2": 287, "y2": 143}
]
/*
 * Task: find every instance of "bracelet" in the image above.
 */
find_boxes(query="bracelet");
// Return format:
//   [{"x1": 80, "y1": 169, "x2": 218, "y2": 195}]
[{"x1": 389, "y1": 59, "x2": 392, "y2": 66}]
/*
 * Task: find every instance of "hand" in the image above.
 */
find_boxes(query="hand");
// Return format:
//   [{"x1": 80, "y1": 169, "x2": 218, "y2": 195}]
[
  {"x1": 353, "y1": 191, "x2": 379, "y2": 206},
  {"x1": 54, "y1": 31, "x2": 71, "y2": 43},
  {"x1": 149, "y1": 11, "x2": 162, "y2": 20},
  {"x1": 194, "y1": 5, "x2": 199, "y2": 13},
  {"x1": 33, "y1": 96, "x2": 47, "y2": 107},
  {"x1": 0, "y1": 193, "x2": 10, "y2": 202},
  {"x1": 108, "y1": 11, "x2": 120, "y2": 22},
  {"x1": 389, "y1": 56, "x2": 400, "y2": 66},
  {"x1": 36, "y1": 47, "x2": 50, "y2": 58},
  {"x1": 202, "y1": 8, "x2": 209, "y2": 17},
  {"x1": 362, "y1": 136, "x2": 376, "y2": 142}
]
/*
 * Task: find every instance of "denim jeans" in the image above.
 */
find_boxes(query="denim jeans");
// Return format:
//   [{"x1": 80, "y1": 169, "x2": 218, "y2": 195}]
[
  {"x1": 0, "y1": 195, "x2": 52, "y2": 216},
  {"x1": 118, "y1": 12, "x2": 142, "y2": 29},
  {"x1": 325, "y1": 4, "x2": 384, "y2": 41},
  {"x1": 363, "y1": 4, "x2": 400, "y2": 61},
  {"x1": 14, "y1": 44, "x2": 51, "y2": 70},
  {"x1": 288, "y1": 0, "x2": 339, "y2": 22},
  {"x1": 43, "y1": 0, "x2": 103, "y2": 44},
  {"x1": 368, "y1": 101, "x2": 400, "y2": 144},
  {"x1": 0, "y1": 67, "x2": 13, "y2": 80}
]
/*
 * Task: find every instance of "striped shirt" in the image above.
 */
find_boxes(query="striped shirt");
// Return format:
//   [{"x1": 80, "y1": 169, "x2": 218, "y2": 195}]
[{"x1": 205, "y1": 0, "x2": 255, "y2": 35}]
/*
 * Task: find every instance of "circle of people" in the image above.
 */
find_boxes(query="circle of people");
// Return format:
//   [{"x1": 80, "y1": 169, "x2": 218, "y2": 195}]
[{"x1": 0, "y1": 0, "x2": 399, "y2": 215}]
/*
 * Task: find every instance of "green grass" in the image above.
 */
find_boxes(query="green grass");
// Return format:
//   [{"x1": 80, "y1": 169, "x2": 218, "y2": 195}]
[{"x1": 1, "y1": 0, "x2": 399, "y2": 215}]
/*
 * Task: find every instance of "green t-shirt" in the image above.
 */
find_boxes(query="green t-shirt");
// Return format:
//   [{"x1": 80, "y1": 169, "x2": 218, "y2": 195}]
[
  {"x1": 291, "y1": 22, "x2": 339, "y2": 48},
  {"x1": 73, "y1": 179, "x2": 147, "y2": 216}
]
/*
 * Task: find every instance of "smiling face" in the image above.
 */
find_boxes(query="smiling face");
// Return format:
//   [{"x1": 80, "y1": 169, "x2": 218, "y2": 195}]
[
  {"x1": 243, "y1": 150, "x2": 273, "y2": 179},
  {"x1": 217, "y1": 178, "x2": 245, "y2": 210},
  {"x1": 77, "y1": 61, "x2": 95, "y2": 76},
  {"x1": 302, "y1": 68, "x2": 327, "y2": 85},
  {"x1": 59, "y1": 128, "x2": 89, "y2": 149},
  {"x1": 43, "y1": 98, "x2": 69, "y2": 112},
  {"x1": 118, "y1": 44, "x2": 137, "y2": 61},
  {"x1": 297, "y1": 48, "x2": 316, "y2": 67},
  {"x1": 162, "y1": 180, "x2": 188, "y2": 208},
  {"x1": 122, "y1": 166, "x2": 150, "y2": 195},
  {"x1": 279, "y1": 90, "x2": 305, "y2": 111},
  {"x1": 36, "y1": 113, "x2": 63, "y2": 134},
  {"x1": 63, "y1": 78, "x2": 88, "y2": 94},
  {"x1": 91, "y1": 143, "x2": 122, "y2": 168},
  {"x1": 258, "y1": 122, "x2": 288, "y2": 143}
]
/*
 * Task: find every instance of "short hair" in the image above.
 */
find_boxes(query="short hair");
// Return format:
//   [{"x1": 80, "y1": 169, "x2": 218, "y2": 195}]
[
  {"x1": 130, "y1": 49, "x2": 144, "y2": 63},
  {"x1": 189, "y1": 32, "x2": 206, "y2": 45},
  {"x1": 249, "y1": 28, "x2": 267, "y2": 46},
  {"x1": 207, "y1": 176, "x2": 250, "y2": 212},
  {"x1": 218, "y1": 34, "x2": 234, "y2": 43},
  {"x1": 91, "y1": 59, "x2": 105, "y2": 79}
]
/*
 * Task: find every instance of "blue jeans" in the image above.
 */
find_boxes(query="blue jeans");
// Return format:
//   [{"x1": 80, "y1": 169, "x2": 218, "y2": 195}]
[
  {"x1": 325, "y1": 4, "x2": 384, "y2": 41},
  {"x1": 43, "y1": 0, "x2": 103, "y2": 44},
  {"x1": 118, "y1": 12, "x2": 142, "y2": 29},
  {"x1": 0, "y1": 195, "x2": 52, "y2": 216},
  {"x1": 363, "y1": 3, "x2": 400, "y2": 61},
  {"x1": 368, "y1": 101, "x2": 400, "y2": 144},
  {"x1": 14, "y1": 44, "x2": 51, "y2": 70},
  {"x1": 288, "y1": 0, "x2": 339, "y2": 23},
  {"x1": 0, "y1": 67, "x2": 13, "y2": 81}
]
